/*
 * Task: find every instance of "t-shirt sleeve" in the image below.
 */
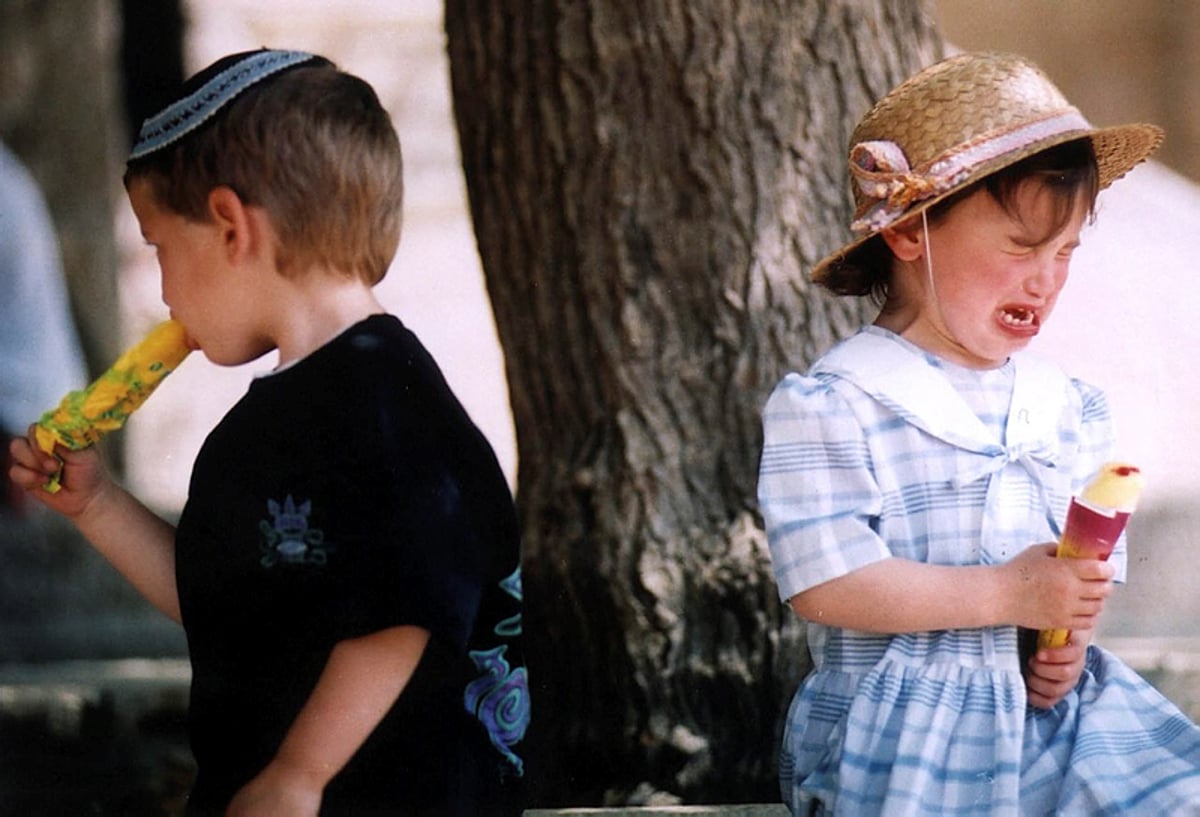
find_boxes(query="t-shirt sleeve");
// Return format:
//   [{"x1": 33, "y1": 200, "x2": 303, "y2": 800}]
[
  {"x1": 355, "y1": 450, "x2": 490, "y2": 651},
  {"x1": 758, "y1": 372, "x2": 891, "y2": 603}
]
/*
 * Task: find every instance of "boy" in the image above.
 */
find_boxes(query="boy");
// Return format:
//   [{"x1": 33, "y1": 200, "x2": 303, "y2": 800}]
[{"x1": 9, "y1": 49, "x2": 529, "y2": 816}]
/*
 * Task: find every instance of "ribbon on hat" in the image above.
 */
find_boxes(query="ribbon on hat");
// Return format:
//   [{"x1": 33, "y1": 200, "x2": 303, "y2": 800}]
[
  {"x1": 848, "y1": 110, "x2": 1095, "y2": 236},
  {"x1": 850, "y1": 141, "x2": 938, "y2": 208},
  {"x1": 848, "y1": 141, "x2": 947, "y2": 234}
]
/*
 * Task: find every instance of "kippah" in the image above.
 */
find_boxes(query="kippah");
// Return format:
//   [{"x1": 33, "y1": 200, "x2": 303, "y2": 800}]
[{"x1": 129, "y1": 49, "x2": 324, "y2": 161}]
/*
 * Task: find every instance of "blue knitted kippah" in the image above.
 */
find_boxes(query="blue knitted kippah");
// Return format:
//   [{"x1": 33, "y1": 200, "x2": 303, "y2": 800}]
[{"x1": 129, "y1": 49, "x2": 324, "y2": 161}]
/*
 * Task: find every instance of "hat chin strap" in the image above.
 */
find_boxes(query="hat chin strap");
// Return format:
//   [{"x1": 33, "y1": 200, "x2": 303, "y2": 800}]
[{"x1": 921, "y1": 209, "x2": 944, "y2": 331}]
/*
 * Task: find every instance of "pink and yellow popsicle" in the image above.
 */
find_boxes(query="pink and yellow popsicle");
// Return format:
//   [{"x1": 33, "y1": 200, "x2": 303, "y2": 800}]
[{"x1": 1037, "y1": 462, "x2": 1144, "y2": 649}]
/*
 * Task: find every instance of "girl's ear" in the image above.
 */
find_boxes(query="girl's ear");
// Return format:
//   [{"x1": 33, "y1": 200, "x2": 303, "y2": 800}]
[
  {"x1": 880, "y1": 217, "x2": 925, "y2": 262},
  {"x1": 206, "y1": 186, "x2": 255, "y2": 263}
]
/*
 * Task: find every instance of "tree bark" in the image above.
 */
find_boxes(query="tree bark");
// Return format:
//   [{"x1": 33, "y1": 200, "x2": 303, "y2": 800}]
[{"x1": 446, "y1": 0, "x2": 941, "y2": 803}]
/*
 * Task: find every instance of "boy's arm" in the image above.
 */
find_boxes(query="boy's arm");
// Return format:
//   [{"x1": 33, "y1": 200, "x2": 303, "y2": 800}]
[
  {"x1": 226, "y1": 625, "x2": 431, "y2": 817},
  {"x1": 71, "y1": 473, "x2": 181, "y2": 622},
  {"x1": 8, "y1": 437, "x2": 181, "y2": 622}
]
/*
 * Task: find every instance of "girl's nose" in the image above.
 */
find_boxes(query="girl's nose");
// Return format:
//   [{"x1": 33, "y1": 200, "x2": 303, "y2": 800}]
[{"x1": 1023, "y1": 255, "x2": 1066, "y2": 299}]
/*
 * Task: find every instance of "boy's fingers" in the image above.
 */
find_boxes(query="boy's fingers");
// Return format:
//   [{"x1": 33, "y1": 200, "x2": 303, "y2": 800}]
[
  {"x1": 8, "y1": 459, "x2": 47, "y2": 488},
  {"x1": 20, "y1": 424, "x2": 68, "y2": 470},
  {"x1": 8, "y1": 434, "x2": 59, "y2": 479},
  {"x1": 8, "y1": 435, "x2": 36, "y2": 468}
]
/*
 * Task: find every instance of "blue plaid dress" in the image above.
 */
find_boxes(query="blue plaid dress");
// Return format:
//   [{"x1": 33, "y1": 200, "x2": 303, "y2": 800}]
[{"x1": 759, "y1": 326, "x2": 1200, "y2": 816}]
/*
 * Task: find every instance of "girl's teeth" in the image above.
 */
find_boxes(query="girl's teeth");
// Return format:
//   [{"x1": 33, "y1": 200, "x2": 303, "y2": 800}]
[{"x1": 1002, "y1": 309, "x2": 1034, "y2": 326}]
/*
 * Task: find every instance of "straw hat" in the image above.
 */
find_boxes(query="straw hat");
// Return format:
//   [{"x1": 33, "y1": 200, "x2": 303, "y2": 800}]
[{"x1": 812, "y1": 51, "x2": 1164, "y2": 286}]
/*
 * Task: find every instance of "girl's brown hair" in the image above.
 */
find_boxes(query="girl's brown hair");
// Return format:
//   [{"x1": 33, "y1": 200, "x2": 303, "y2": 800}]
[{"x1": 825, "y1": 138, "x2": 1100, "y2": 304}]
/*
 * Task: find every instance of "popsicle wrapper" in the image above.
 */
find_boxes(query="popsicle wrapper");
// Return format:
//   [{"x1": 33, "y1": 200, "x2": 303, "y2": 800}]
[
  {"x1": 34, "y1": 319, "x2": 192, "y2": 492},
  {"x1": 1036, "y1": 464, "x2": 1141, "y2": 650}
]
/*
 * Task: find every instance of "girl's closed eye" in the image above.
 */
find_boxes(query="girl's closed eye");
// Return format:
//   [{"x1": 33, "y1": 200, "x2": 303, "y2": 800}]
[{"x1": 1056, "y1": 241, "x2": 1081, "y2": 260}]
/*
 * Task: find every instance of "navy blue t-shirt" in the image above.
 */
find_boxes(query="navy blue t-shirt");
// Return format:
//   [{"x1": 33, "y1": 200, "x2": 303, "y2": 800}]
[{"x1": 175, "y1": 315, "x2": 529, "y2": 815}]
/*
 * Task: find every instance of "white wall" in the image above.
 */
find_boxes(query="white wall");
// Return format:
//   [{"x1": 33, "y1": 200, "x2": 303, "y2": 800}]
[{"x1": 1034, "y1": 161, "x2": 1200, "y2": 509}]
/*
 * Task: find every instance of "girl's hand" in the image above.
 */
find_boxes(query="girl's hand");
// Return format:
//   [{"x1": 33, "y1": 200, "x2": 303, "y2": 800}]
[
  {"x1": 7, "y1": 428, "x2": 111, "y2": 521},
  {"x1": 1025, "y1": 625, "x2": 1094, "y2": 709},
  {"x1": 1002, "y1": 543, "x2": 1114, "y2": 632}
]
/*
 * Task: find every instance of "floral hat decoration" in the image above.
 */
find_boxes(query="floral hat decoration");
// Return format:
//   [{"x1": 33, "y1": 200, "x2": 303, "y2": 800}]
[{"x1": 812, "y1": 51, "x2": 1164, "y2": 286}]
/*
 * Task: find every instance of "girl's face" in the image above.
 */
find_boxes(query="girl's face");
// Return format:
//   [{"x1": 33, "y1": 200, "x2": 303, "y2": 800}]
[
  {"x1": 881, "y1": 179, "x2": 1088, "y2": 369},
  {"x1": 128, "y1": 178, "x2": 276, "y2": 366}
]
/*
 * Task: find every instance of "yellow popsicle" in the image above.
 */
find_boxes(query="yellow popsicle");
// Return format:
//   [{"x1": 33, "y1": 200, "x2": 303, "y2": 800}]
[{"x1": 35, "y1": 319, "x2": 192, "y2": 492}]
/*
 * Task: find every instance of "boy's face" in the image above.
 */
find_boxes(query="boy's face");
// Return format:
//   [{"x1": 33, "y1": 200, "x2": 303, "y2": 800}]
[
  {"x1": 891, "y1": 181, "x2": 1086, "y2": 369},
  {"x1": 128, "y1": 178, "x2": 275, "y2": 366}
]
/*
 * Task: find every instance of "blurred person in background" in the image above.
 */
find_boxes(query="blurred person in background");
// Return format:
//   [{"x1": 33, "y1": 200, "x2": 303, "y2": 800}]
[{"x1": 0, "y1": 15, "x2": 88, "y2": 517}]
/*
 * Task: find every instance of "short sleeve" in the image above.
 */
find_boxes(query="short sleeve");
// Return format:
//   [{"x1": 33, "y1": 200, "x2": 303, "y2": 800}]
[
  {"x1": 339, "y1": 402, "x2": 500, "y2": 654},
  {"x1": 758, "y1": 373, "x2": 891, "y2": 602},
  {"x1": 1069, "y1": 378, "x2": 1128, "y2": 582}
]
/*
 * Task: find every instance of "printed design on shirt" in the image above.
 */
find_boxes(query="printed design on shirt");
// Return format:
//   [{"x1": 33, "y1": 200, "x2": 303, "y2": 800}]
[
  {"x1": 464, "y1": 566, "x2": 530, "y2": 775},
  {"x1": 258, "y1": 495, "x2": 329, "y2": 568},
  {"x1": 493, "y1": 566, "x2": 523, "y2": 638}
]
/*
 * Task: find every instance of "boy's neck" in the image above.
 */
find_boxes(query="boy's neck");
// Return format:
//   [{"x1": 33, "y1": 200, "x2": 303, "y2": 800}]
[{"x1": 271, "y1": 272, "x2": 385, "y2": 367}]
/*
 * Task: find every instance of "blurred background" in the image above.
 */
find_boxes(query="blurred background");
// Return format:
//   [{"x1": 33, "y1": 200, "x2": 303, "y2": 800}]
[{"x1": 0, "y1": 0, "x2": 1196, "y2": 812}]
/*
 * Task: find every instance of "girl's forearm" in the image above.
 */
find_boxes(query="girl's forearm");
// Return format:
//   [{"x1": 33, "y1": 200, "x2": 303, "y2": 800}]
[{"x1": 789, "y1": 557, "x2": 1013, "y2": 633}]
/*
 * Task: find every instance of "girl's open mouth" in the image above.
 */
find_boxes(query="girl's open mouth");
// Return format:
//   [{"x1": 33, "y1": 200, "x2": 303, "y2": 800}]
[{"x1": 999, "y1": 306, "x2": 1038, "y2": 329}]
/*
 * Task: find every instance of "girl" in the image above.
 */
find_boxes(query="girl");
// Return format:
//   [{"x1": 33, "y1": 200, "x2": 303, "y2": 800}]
[{"x1": 759, "y1": 51, "x2": 1199, "y2": 815}]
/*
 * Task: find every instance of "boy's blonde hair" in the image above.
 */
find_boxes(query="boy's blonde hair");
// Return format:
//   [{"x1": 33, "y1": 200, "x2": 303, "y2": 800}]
[{"x1": 125, "y1": 57, "x2": 403, "y2": 285}]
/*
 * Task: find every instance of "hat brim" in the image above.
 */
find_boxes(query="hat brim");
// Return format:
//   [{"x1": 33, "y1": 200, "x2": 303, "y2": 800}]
[{"x1": 811, "y1": 122, "x2": 1164, "y2": 285}]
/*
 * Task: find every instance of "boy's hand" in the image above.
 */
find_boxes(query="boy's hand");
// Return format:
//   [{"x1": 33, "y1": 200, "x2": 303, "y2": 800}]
[
  {"x1": 226, "y1": 761, "x2": 322, "y2": 817},
  {"x1": 7, "y1": 428, "x2": 110, "y2": 520},
  {"x1": 9, "y1": 425, "x2": 182, "y2": 622},
  {"x1": 1025, "y1": 626, "x2": 1094, "y2": 709}
]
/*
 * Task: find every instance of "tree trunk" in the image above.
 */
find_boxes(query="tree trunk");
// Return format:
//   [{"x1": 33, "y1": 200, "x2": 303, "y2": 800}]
[{"x1": 446, "y1": 1, "x2": 941, "y2": 803}]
